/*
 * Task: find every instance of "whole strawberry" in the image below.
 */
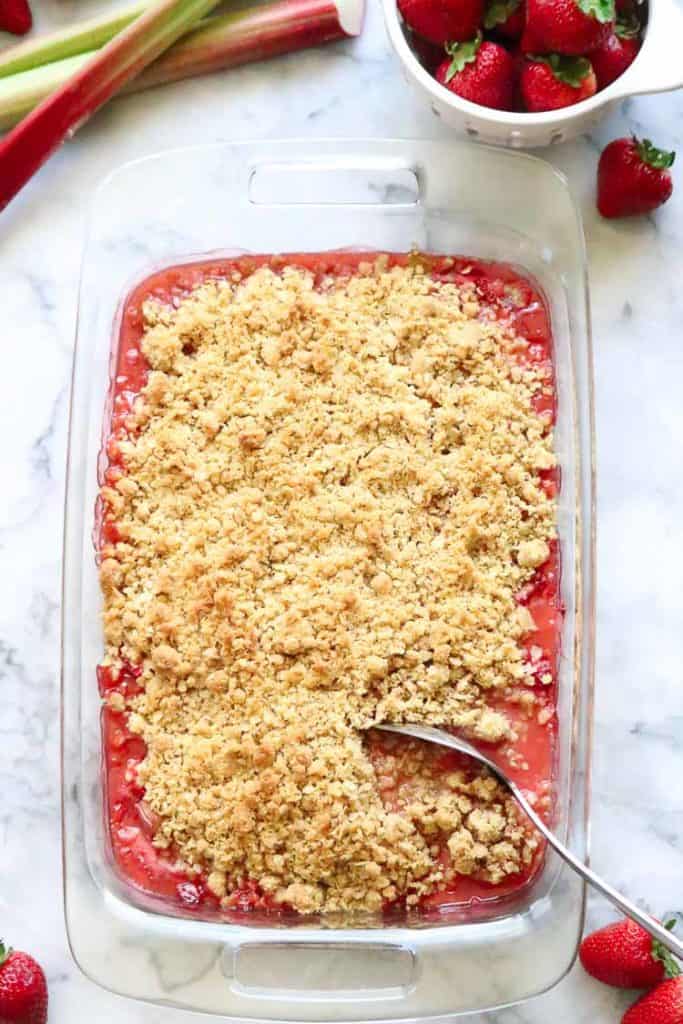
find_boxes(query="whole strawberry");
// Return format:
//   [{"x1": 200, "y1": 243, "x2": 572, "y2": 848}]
[
  {"x1": 520, "y1": 54, "x2": 596, "y2": 110},
  {"x1": 398, "y1": 0, "x2": 484, "y2": 44},
  {"x1": 589, "y1": 14, "x2": 640, "y2": 88},
  {"x1": 580, "y1": 918, "x2": 681, "y2": 989},
  {"x1": 598, "y1": 136, "x2": 675, "y2": 218},
  {"x1": 484, "y1": 0, "x2": 525, "y2": 38},
  {"x1": 0, "y1": 942, "x2": 48, "y2": 1024},
  {"x1": 524, "y1": 0, "x2": 614, "y2": 54},
  {"x1": 0, "y1": 0, "x2": 32, "y2": 35},
  {"x1": 435, "y1": 32, "x2": 517, "y2": 109},
  {"x1": 623, "y1": 977, "x2": 683, "y2": 1024}
]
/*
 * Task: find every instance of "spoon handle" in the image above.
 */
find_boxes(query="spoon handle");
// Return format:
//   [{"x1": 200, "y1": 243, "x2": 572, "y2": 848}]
[{"x1": 510, "y1": 781, "x2": 683, "y2": 960}]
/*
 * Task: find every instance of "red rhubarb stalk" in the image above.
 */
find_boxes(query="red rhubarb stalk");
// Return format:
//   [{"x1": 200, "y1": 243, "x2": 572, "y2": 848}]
[
  {"x1": 0, "y1": 0, "x2": 220, "y2": 212},
  {"x1": 131, "y1": 0, "x2": 362, "y2": 89}
]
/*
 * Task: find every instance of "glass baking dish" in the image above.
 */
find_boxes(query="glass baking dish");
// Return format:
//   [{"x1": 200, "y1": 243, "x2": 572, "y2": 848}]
[{"x1": 62, "y1": 138, "x2": 596, "y2": 1020}]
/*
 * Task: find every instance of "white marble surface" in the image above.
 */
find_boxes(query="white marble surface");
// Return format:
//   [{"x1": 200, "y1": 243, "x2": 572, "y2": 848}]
[{"x1": 2, "y1": 0, "x2": 683, "y2": 1020}]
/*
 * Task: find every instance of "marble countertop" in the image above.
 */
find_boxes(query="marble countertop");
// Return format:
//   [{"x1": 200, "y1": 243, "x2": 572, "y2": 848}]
[{"x1": 2, "y1": 0, "x2": 682, "y2": 1020}]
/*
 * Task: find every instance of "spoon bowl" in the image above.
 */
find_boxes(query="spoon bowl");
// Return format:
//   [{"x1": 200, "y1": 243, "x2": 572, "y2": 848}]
[{"x1": 375, "y1": 722, "x2": 683, "y2": 961}]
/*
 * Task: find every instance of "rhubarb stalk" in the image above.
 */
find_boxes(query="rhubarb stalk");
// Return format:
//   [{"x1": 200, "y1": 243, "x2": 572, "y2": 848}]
[
  {"x1": 0, "y1": 0, "x2": 364, "y2": 131},
  {"x1": 0, "y1": 56, "x2": 92, "y2": 130},
  {"x1": 131, "y1": 0, "x2": 360, "y2": 89},
  {"x1": 0, "y1": 0, "x2": 221, "y2": 212},
  {"x1": 0, "y1": 2, "x2": 146, "y2": 78}
]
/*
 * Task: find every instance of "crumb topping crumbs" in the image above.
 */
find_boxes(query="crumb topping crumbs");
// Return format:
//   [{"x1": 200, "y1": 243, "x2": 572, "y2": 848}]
[{"x1": 100, "y1": 258, "x2": 556, "y2": 914}]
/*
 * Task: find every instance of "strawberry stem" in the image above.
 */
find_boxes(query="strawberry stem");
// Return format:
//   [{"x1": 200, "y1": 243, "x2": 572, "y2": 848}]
[
  {"x1": 652, "y1": 918, "x2": 683, "y2": 979},
  {"x1": 636, "y1": 137, "x2": 675, "y2": 170},
  {"x1": 444, "y1": 32, "x2": 482, "y2": 81},
  {"x1": 576, "y1": 0, "x2": 615, "y2": 23},
  {"x1": 536, "y1": 53, "x2": 592, "y2": 86},
  {"x1": 652, "y1": 941, "x2": 681, "y2": 978},
  {"x1": 615, "y1": 11, "x2": 640, "y2": 37},
  {"x1": 484, "y1": 0, "x2": 521, "y2": 30},
  {"x1": 0, "y1": 941, "x2": 12, "y2": 969}
]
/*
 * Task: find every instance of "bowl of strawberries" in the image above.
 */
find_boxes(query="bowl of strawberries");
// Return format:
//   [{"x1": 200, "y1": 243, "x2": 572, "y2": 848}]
[{"x1": 383, "y1": 0, "x2": 683, "y2": 145}]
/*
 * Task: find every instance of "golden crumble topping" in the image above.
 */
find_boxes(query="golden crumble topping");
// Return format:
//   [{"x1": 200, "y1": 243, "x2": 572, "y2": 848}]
[{"x1": 100, "y1": 257, "x2": 556, "y2": 914}]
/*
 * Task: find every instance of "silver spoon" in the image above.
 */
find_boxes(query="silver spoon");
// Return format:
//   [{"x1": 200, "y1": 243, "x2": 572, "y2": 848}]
[{"x1": 375, "y1": 722, "x2": 683, "y2": 960}]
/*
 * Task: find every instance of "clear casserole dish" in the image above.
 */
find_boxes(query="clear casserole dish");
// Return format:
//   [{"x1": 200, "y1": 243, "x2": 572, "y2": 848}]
[{"x1": 62, "y1": 137, "x2": 596, "y2": 1020}]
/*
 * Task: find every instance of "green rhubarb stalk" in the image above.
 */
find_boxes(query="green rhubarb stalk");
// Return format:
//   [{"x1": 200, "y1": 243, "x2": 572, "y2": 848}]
[
  {"x1": 0, "y1": 0, "x2": 356, "y2": 131},
  {"x1": 0, "y1": 2, "x2": 147, "y2": 79}
]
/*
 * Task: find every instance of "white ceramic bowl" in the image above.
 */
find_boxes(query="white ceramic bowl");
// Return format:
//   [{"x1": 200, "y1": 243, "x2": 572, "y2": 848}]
[{"x1": 383, "y1": 0, "x2": 683, "y2": 147}]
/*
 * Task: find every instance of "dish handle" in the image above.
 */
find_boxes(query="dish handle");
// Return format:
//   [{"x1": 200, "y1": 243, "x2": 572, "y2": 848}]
[
  {"x1": 611, "y1": 0, "x2": 683, "y2": 98},
  {"x1": 248, "y1": 157, "x2": 422, "y2": 206},
  {"x1": 223, "y1": 940, "x2": 418, "y2": 1004}
]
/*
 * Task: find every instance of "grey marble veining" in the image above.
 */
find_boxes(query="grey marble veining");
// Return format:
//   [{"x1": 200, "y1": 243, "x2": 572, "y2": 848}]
[{"x1": 1, "y1": 0, "x2": 682, "y2": 1019}]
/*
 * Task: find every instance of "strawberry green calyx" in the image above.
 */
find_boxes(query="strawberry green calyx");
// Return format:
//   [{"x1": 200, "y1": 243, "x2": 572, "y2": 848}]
[
  {"x1": 0, "y1": 941, "x2": 12, "y2": 968},
  {"x1": 537, "y1": 53, "x2": 593, "y2": 85},
  {"x1": 576, "y1": 0, "x2": 615, "y2": 22},
  {"x1": 484, "y1": 0, "x2": 521, "y2": 29},
  {"x1": 652, "y1": 919, "x2": 683, "y2": 979},
  {"x1": 636, "y1": 137, "x2": 676, "y2": 170},
  {"x1": 444, "y1": 32, "x2": 482, "y2": 80},
  {"x1": 615, "y1": 11, "x2": 640, "y2": 36}
]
